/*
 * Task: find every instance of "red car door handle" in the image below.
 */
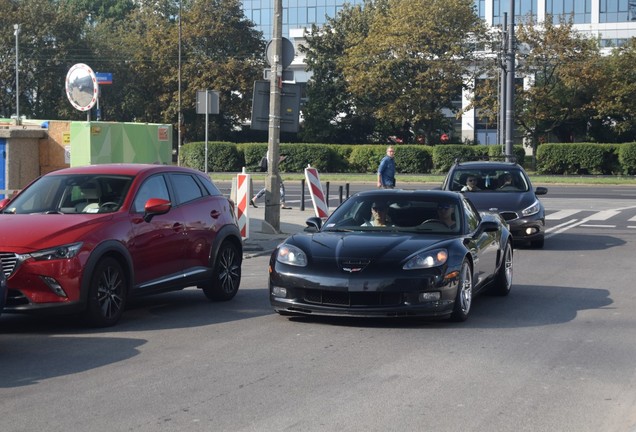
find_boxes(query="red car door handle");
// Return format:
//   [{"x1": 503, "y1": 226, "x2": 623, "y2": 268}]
[{"x1": 210, "y1": 210, "x2": 221, "y2": 219}]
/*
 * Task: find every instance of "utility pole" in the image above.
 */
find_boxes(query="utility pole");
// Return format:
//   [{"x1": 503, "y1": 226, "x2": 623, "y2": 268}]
[
  {"x1": 504, "y1": 0, "x2": 515, "y2": 160},
  {"x1": 265, "y1": 0, "x2": 283, "y2": 232},
  {"x1": 178, "y1": 0, "x2": 182, "y2": 165},
  {"x1": 14, "y1": 24, "x2": 20, "y2": 125}
]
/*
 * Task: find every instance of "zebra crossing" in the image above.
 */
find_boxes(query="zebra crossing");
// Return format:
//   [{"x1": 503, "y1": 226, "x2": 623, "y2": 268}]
[{"x1": 545, "y1": 206, "x2": 636, "y2": 236}]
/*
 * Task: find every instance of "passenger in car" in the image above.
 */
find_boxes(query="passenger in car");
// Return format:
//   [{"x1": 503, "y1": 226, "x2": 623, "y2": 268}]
[{"x1": 436, "y1": 203, "x2": 457, "y2": 229}]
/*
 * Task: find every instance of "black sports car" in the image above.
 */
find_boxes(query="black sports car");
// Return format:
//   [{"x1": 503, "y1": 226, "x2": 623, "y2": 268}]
[
  {"x1": 269, "y1": 190, "x2": 513, "y2": 322},
  {"x1": 441, "y1": 159, "x2": 547, "y2": 248}
]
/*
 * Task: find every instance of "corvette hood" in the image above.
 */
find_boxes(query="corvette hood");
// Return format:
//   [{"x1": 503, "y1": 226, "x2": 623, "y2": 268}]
[
  {"x1": 286, "y1": 231, "x2": 448, "y2": 262},
  {"x1": 463, "y1": 191, "x2": 538, "y2": 212},
  {"x1": 0, "y1": 214, "x2": 114, "y2": 252}
]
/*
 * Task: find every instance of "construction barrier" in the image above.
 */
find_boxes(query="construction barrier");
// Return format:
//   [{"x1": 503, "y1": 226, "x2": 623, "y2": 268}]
[
  {"x1": 304, "y1": 164, "x2": 329, "y2": 219},
  {"x1": 235, "y1": 168, "x2": 250, "y2": 240}
]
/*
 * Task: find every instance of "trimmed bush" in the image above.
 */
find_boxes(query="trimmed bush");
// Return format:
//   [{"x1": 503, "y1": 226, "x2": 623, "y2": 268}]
[{"x1": 179, "y1": 141, "x2": 243, "y2": 172}]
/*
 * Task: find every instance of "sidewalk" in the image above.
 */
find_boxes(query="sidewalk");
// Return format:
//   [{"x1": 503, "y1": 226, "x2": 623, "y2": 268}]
[{"x1": 242, "y1": 205, "x2": 314, "y2": 258}]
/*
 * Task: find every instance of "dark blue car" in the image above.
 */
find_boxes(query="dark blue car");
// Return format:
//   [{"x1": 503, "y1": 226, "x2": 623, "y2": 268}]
[{"x1": 441, "y1": 159, "x2": 547, "y2": 248}]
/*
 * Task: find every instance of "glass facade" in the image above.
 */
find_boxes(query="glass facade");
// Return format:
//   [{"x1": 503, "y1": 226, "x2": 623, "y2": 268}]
[
  {"x1": 493, "y1": 0, "x2": 538, "y2": 25},
  {"x1": 600, "y1": 0, "x2": 636, "y2": 22},
  {"x1": 242, "y1": 0, "x2": 366, "y2": 39},
  {"x1": 546, "y1": 0, "x2": 592, "y2": 23}
]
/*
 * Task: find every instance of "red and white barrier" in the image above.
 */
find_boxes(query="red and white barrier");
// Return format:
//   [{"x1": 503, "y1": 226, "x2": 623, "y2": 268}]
[
  {"x1": 304, "y1": 165, "x2": 329, "y2": 219},
  {"x1": 236, "y1": 168, "x2": 250, "y2": 239}
]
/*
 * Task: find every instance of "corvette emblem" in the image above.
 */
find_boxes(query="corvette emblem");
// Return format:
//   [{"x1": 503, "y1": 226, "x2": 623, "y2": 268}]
[{"x1": 342, "y1": 267, "x2": 363, "y2": 273}]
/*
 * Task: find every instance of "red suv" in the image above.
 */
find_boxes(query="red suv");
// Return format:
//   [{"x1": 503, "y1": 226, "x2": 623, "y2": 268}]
[{"x1": 0, "y1": 164, "x2": 243, "y2": 327}]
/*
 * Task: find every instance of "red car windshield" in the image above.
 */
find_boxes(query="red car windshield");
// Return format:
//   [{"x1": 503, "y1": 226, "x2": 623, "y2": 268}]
[{"x1": 3, "y1": 174, "x2": 133, "y2": 214}]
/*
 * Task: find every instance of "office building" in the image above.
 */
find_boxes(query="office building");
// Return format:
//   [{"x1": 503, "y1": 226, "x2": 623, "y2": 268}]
[{"x1": 242, "y1": 0, "x2": 636, "y2": 143}]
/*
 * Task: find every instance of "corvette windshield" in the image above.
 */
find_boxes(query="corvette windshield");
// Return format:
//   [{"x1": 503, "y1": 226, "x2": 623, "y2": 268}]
[{"x1": 323, "y1": 196, "x2": 461, "y2": 234}]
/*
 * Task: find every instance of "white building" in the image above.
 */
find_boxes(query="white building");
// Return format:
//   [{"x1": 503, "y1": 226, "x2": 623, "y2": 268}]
[{"x1": 242, "y1": 0, "x2": 636, "y2": 143}]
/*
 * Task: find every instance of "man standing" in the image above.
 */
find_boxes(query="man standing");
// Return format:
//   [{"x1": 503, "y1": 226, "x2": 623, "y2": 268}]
[{"x1": 377, "y1": 146, "x2": 396, "y2": 189}]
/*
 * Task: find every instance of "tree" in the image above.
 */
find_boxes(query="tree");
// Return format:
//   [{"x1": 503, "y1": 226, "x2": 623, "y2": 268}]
[
  {"x1": 515, "y1": 16, "x2": 601, "y2": 157},
  {"x1": 340, "y1": 0, "x2": 487, "y2": 144},
  {"x1": 300, "y1": 0, "x2": 381, "y2": 143},
  {"x1": 475, "y1": 16, "x2": 602, "y2": 164},
  {"x1": 0, "y1": 0, "x2": 92, "y2": 120},
  {"x1": 592, "y1": 37, "x2": 636, "y2": 142}
]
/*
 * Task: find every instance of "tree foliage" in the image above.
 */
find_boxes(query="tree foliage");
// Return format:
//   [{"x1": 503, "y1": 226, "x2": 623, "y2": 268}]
[
  {"x1": 301, "y1": 0, "x2": 487, "y2": 144},
  {"x1": 475, "y1": 15, "x2": 604, "y2": 161},
  {"x1": 0, "y1": 0, "x2": 264, "y2": 144},
  {"x1": 592, "y1": 38, "x2": 636, "y2": 142}
]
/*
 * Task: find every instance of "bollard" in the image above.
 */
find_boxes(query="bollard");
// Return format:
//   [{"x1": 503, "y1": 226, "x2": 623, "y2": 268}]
[
  {"x1": 345, "y1": 183, "x2": 350, "y2": 199},
  {"x1": 300, "y1": 179, "x2": 306, "y2": 211},
  {"x1": 325, "y1": 181, "x2": 330, "y2": 209},
  {"x1": 339, "y1": 185, "x2": 343, "y2": 204}
]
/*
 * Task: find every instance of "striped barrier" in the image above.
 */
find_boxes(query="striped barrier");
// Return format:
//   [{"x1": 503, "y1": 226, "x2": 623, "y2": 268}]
[
  {"x1": 236, "y1": 168, "x2": 250, "y2": 240},
  {"x1": 304, "y1": 165, "x2": 329, "y2": 219}
]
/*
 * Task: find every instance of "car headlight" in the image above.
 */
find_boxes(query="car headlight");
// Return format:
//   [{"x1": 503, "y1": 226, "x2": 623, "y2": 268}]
[
  {"x1": 403, "y1": 249, "x2": 448, "y2": 270},
  {"x1": 521, "y1": 200, "x2": 541, "y2": 217},
  {"x1": 276, "y1": 244, "x2": 308, "y2": 267},
  {"x1": 27, "y1": 242, "x2": 83, "y2": 261}
]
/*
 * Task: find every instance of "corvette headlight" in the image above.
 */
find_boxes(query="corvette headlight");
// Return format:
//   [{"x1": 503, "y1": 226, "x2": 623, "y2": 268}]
[
  {"x1": 521, "y1": 200, "x2": 541, "y2": 217},
  {"x1": 276, "y1": 244, "x2": 308, "y2": 267},
  {"x1": 27, "y1": 242, "x2": 83, "y2": 261},
  {"x1": 403, "y1": 249, "x2": 448, "y2": 270}
]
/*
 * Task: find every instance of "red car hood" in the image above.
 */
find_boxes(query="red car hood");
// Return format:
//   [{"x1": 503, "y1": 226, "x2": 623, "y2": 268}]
[{"x1": 0, "y1": 214, "x2": 115, "y2": 252}]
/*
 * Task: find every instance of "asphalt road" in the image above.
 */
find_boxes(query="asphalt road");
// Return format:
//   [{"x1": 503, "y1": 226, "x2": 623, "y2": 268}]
[{"x1": 1, "y1": 184, "x2": 636, "y2": 432}]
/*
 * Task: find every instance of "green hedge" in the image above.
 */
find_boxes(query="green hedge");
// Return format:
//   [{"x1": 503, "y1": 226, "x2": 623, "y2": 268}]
[
  {"x1": 619, "y1": 143, "x2": 636, "y2": 175},
  {"x1": 178, "y1": 141, "x2": 243, "y2": 172},
  {"x1": 536, "y1": 143, "x2": 621, "y2": 175},
  {"x1": 178, "y1": 141, "x2": 635, "y2": 175}
]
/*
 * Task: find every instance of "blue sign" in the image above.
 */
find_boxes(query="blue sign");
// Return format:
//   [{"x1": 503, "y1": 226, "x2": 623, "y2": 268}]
[{"x1": 95, "y1": 72, "x2": 112, "y2": 85}]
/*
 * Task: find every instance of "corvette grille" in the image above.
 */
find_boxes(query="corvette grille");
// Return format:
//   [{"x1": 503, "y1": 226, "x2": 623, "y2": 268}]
[
  {"x1": 303, "y1": 289, "x2": 402, "y2": 307},
  {"x1": 499, "y1": 211, "x2": 519, "y2": 221},
  {"x1": 0, "y1": 252, "x2": 19, "y2": 277},
  {"x1": 339, "y1": 259, "x2": 370, "y2": 273}
]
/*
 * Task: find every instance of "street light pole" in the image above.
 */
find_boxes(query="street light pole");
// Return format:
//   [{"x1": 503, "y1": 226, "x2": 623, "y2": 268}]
[
  {"x1": 505, "y1": 0, "x2": 516, "y2": 160},
  {"x1": 14, "y1": 23, "x2": 20, "y2": 125}
]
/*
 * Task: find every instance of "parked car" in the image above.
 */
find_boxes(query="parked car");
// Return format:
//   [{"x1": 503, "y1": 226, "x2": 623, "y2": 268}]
[
  {"x1": 441, "y1": 159, "x2": 547, "y2": 248},
  {"x1": 269, "y1": 190, "x2": 513, "y2": 322},
  {"x1": 0, "y1": 164, "x2": 243, "y2": 327}
]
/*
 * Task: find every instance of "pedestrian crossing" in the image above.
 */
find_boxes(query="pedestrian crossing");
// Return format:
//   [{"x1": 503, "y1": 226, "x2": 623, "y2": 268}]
[{"x1": 545, "y1": 207, "x2": 636, "y2": 233}]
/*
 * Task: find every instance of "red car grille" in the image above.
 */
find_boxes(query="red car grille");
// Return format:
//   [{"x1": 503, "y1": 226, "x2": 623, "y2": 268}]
[
  {"x1": 0, "y1": 252, "x2": 19, "y2": 277},
  {"x1": 303, "y1": 289, "x2": 403, "y2": 307}
]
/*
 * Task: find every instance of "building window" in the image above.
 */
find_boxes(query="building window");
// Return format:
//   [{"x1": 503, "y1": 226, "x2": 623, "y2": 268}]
[
  {"x1": 493, "y1": 0, "x2": 538, "y2": 25},
  {"x1": 546, "y1": 0, "x2": 591, "y2": 24},
  {"x1": 475, "y1": 0, "x2": 486, "y2": 20},
  {"x1": 600, "y1": 0, "x2": 636, "y2": 22}
]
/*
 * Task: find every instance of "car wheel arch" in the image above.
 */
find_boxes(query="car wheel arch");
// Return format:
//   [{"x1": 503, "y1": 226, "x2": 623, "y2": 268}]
[
  {"x1": 208, "y1": 225, "x2": 243, "y2": 266},
  {"x1": 80, "y1": 241, "x2": 134, "y2": 304}
]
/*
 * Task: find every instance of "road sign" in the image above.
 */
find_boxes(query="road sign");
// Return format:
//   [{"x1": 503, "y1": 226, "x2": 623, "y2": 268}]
[
  {"x1": 95, "y1": 72, "x2": 112, "y2": 84},
  {"x1": 197, "y1": 90, "x2": 219, "y2": 115}
]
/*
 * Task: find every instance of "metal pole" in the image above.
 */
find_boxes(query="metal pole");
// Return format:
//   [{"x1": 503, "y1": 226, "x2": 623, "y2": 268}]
[
  {"x1": 178, "y1": 0, "x2": 182, "y2": 165},
  {"x1": 205, "y1": 89, "x2": 209, "y2": 174},
  {"x1": 265, "y1": 0, "x2": 283, "y2": 231},
  {"x1": 499, "y1": 13, "x2": 507, "y2": 149},
  {"x1": 300, "y1": 179, "x2": 305, "y2": 211},
  {"x1": 505, "y1": 0, "x2": 515, "y2": 160},
  {"x1": 14, "y1": 24, "x2": 20, "y2": 125}
]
